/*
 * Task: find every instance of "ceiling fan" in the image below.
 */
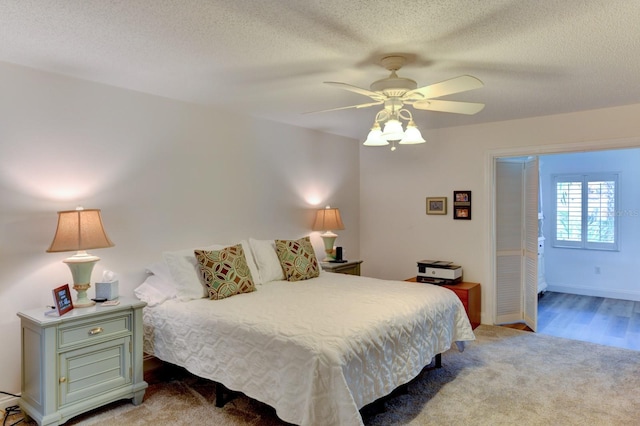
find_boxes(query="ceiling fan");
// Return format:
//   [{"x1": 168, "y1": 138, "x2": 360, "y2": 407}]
[
  {"x1": 318, "y1": 54, "x2": 485, "y2": 149},
  {"x1": 321, "y1": 54, "x2": 485, "y2": 115}
]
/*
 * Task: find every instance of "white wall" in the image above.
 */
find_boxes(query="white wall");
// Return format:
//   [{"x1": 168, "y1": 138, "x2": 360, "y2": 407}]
[
  {"x1": 0, "y1": 62, "x2": 360, "y2": 399},
  {"x1": 360, "y1": 103, "x2": 640, "y2": 326},
  {"x1": 540, "y1": 148, "x2": 640, "y2": 300}
]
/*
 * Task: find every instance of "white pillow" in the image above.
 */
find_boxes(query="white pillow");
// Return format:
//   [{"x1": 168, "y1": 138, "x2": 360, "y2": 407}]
[
  {"x1": 163, "y1": 241, "x2": 262, "y2": 301},
  {"x1": 249, "y1": 238, "x2": 285, "y2": 283},
  {"x1": 146, "y1": 261, "x2": 177, "y2": 287},
  {"x1": 240, "y1": 240, "x2": 262, "y2": 287},
  {"x1": 134, "y1": 275, "x2": 174, "y2": 307},
  {"x1": 144, "y1": 262, "x2": 179, "y2": 299},
  {"x1": 163, "y1": 244, "x2": 227, "y2": 301}
]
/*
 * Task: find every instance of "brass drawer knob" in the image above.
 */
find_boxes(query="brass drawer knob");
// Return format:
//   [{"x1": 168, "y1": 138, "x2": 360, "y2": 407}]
[{"x1": 89, "y1": 327, "x2": 104, "y2": 335}]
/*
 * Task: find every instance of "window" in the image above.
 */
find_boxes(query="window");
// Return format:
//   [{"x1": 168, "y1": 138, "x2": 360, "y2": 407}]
[{"x1": 553, "y1": 173, "x2": 618, "y2": 250}]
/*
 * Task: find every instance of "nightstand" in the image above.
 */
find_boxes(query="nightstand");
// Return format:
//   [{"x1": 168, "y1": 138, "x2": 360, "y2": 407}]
[
  {"x1": 320, "y1": 259, "x2": 363, "y2": 276},
  {"x1": 406, "y1": 278, "x2": 481, "y2": 329},
  {"x1": 17, "y1": 297, "x2": 148, "y2": 425}
]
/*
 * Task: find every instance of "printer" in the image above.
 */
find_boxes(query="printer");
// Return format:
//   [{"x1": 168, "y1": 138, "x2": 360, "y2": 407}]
[{"x1": 416, "y1": 260, "x2": 462, "y2": 285}]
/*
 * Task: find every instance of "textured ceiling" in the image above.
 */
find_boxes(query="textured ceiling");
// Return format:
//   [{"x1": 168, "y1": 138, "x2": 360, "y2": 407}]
[{"x1": 1, "y1": 0, "x2": 640, "y2": 140}]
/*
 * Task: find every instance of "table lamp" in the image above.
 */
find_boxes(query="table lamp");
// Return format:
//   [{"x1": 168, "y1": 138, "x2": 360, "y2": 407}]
[
  {"x1": 312, "y1": 206, "x2": 345, "y2": 261},
  {"x1": 47, "y1": 207, "x2": 115, "y2": 307}
]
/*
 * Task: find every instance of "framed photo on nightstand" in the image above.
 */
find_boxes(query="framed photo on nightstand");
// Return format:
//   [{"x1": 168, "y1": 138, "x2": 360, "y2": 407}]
[{"x1": 52, "y1": 284, "x2": 74, "y2": 316}]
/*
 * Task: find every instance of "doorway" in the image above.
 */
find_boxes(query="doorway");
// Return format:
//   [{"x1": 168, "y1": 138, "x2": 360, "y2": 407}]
[{"x1": 489, "y1": 141, "x2": 640, "y2": 333}]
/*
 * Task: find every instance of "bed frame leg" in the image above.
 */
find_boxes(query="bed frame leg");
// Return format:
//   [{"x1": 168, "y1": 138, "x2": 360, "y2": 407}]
[
  {"x1": 215, "y1": 383, "x2": 225, "y2": 407},
  {"x1": 216, "y1": 382, "x2": 238, "y2": 407},
  {"x1": 435, "y1": 353, "x2": 442, "y2": 368}
]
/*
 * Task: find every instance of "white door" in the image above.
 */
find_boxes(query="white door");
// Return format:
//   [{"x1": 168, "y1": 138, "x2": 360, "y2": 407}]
[
  {"x1": 495, "y1": 160, "x2": 524, "y2": 324},
  {"x1": 523, "y1": 157, "x2": 539, "y2": 331},
  {"x1": 495, "y1": 157, "x2": 539, "y2": 330}
]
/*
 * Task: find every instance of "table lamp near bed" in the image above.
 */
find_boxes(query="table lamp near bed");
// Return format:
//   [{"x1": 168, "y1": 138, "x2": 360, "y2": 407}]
[
  {"x1": 46, "y1": 207, "x2": 115, "y2": 307},
  {"x1": 312, "y1": 205, "x2": 345, "y2": 262}
]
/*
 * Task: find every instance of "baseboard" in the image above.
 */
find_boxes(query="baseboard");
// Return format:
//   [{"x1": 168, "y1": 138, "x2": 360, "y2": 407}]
[
  {"x1": 546, "y1": 284, "x2": 640, "y2": 301},
  {"x1": 0, "y1": 394, "x2": 19, "y2": 411}
]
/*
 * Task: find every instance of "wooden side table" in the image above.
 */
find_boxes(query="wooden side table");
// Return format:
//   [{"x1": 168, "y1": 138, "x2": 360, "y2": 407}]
[
  {"x1": 320, "y1": 260, "x2": 362, "y2": 276},
  {"x1": 406, "y1": 278, "x2": 481, "y2": 329}
]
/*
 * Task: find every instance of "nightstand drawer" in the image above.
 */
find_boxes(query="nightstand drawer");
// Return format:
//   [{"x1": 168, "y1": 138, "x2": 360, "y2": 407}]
[
  {"x1": 59, "y1": 313, "x2": 131, "y2": 349},
  {"x1": 446, "y1": 287, "x2": 469, "y2": 306},
  {"x1": 442, "y1": 282, "x2": 481, "y2": 329},
  {"x1": 405, "y1": 278, "x2": 481, "y2": 329},
  {"x1": 320, "y1": 260, "x2": 363, "y2": 276}
]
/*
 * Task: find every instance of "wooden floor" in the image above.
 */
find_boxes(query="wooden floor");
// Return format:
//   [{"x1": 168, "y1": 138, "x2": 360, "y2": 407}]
[{"x1": 535, "y1": 291, "x2": 640, "y2": 351}]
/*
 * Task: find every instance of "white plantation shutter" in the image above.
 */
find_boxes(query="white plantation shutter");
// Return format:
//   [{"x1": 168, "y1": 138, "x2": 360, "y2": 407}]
[
  {"x1": 555, "y1": 178, "x2": 582, "y2": 243},
  {"x1": 553, "y1": 173, "x2": 618, "y2": 250},
  {"x1": 587, "y1": 180, "x2": 616, "y2": 244}
]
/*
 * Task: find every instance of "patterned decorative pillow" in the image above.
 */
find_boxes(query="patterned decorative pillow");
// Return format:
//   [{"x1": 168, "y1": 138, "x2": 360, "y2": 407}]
[
  {"x1": 275, "y1": 236, "x2": 320, "y2": 282},
  {"x1": 194, "y1": 244, "x2": 256, "y2": 300}
]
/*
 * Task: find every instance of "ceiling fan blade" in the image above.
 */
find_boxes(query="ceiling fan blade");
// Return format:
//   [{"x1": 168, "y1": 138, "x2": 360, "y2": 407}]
[
  {"x1": 412, "y1": 99, "x2": 485, "y2": 115},
  {"x1": 324, "y1": 81, "x2": 386, "y2": 101},
  {"x1": 404, "y1": 75, "x2": 484, "y2": 101},
  {"x1": 304, "y1": 101, "x2": 384, "y2": 114}
]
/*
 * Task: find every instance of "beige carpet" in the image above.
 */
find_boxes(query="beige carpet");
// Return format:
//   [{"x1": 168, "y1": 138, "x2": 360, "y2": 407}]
[{"x1": 15, "y1": 325, "x2": 640, "y2": 425}]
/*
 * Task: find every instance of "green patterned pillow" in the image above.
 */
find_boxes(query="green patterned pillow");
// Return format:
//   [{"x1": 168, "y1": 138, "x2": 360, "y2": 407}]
[
  {"x1": 275, "y1": 236, "x2": 320, "y2": 282},
  {"x1": 194, "y1": 244, "x2": 256, "y2": 300}
]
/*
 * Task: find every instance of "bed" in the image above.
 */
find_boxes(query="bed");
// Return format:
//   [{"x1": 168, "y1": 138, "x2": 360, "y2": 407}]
[{"x1": 137, "y1": 238, "x2": 475, "y2": 426}]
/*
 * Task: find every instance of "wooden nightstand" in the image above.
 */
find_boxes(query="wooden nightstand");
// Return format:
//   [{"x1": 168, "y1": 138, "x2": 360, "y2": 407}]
[
  {"x1": 17, "y1": 298, "x2": 148, "y2": 425},
  {"x1": 320, "y1": 260, "x2": 363, "y2": 276},
  {"x1": 406, "y1": 278, "x2": 481, "y2": 329}
]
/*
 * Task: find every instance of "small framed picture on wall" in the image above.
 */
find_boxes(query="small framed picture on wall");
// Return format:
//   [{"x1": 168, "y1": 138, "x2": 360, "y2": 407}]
[
  {"x1": 454, "y1": 207, "x2": 471, "y2": 219},
  {"x1": 426, "y1": 197, "x2": 447, "y2": 215},
  {"x1": 453, "y1": 190, "x2": 472, "y2": 220}
]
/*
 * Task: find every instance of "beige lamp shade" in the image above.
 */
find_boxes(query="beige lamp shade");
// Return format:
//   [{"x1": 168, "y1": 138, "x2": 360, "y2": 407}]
[
  {"x1": 47, "y1": 209, "x2": 114, "y2": 253},
  {"x1": 312, "y1": 207, "x2": 345, "y2": 232}
]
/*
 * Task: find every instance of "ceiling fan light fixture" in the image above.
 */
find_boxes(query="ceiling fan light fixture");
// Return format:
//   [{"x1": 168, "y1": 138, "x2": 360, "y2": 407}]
[
  {"x1": 381, "y1": 119, "x2": 404, "y2": 141},
  {"x1": 363, "y1": 122, "x2": 389, "y2": 146},
  {"x1": 399, "y1": 120, "x2": 426, "y2": 144},
  {"x1": 320, "y1": 55, "x2": 484, "y2": 151}
]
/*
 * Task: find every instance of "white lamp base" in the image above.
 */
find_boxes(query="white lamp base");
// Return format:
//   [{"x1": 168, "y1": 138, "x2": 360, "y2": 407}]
[
  {"x1": 72, "y1": 283, "x2": 95, "y2": 307},
  {"x1": 64, "y1": 252, "x2": 100, "y2": 308},
  {"x1": 320, "y1": 231, "x2": 338, "y2": 262}
]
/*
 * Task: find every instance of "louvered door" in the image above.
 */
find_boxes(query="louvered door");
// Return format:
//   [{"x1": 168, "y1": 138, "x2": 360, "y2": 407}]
[
  {"x1": 495, "y1": 157, "x2": 539, "y2": 329},
  {"x1": 495, "y1": 160, "x2": 524, "y2": 324}
]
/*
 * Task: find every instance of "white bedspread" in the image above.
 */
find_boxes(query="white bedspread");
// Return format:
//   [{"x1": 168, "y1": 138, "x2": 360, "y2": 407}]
[{"x1": 143, "y1": 273, "x2": 475, "y2": 426}]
